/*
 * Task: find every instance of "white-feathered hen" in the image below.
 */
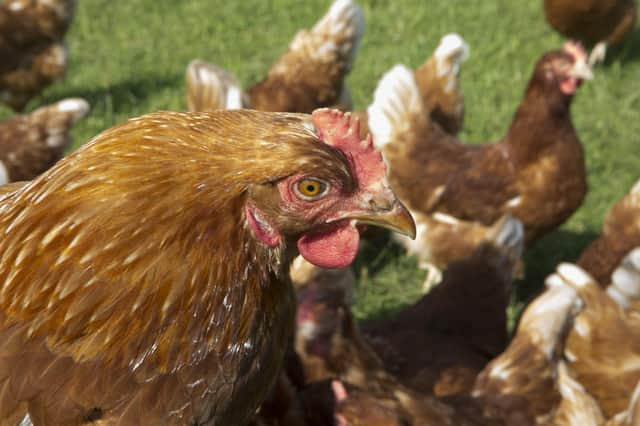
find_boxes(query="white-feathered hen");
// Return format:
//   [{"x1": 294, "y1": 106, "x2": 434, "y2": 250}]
[{"x1": 186, "y1": 0, "x2": 363, "y2": 113}]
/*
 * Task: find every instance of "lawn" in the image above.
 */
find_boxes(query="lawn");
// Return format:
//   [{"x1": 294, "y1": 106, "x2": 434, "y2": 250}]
[{"x1": 8, "y1": 0, "x2": 640, "y2": 325}]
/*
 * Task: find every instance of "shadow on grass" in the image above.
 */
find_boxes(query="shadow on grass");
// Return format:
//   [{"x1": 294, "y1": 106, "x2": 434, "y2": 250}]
[{"x1": 39, "y1": 72, "x2": 184, "y2": 114}]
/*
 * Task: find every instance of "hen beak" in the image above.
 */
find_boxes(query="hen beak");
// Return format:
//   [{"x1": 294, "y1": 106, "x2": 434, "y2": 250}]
[
  {"x1": 349, "y1": 190, "x2": 416, "y2": 239},
  {"x1": 569, "y1": 59, "x2": 594, "y2": 81}
]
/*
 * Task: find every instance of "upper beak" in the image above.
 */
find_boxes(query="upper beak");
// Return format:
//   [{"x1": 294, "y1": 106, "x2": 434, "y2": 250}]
[
  {"x1": 347, "y1": 187, "x2": 416, "y2": 239},
  {"x1": 352, "y1": 199, "x2": 416, "y2": 239},
  {"x1": 569, "y1": 59, "x2": 594, "y2": 81}
]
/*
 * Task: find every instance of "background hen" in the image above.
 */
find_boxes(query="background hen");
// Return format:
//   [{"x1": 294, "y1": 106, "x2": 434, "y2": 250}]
[
  {"x1": 0, "y1": 97, "x2": 89, "y2": 183},
  {"x1": 558, "y1": 259, "x2": 640, "y2": 418},
  {"x1": 363, "y1": 215, "x2": 524, "y2": 397},
  {"x1": 0, "y1": 108, "x2": 414, "y2": 424},
  {"x1": 0, "y1": 0, "x2": 76, "y2": 111},
  {"x1": 544, "y1": 0, "x2": 637, "y2": 64},
  {"x1": 185, "y1": 0, "x2": 363, "y2": 113},
  {"x1": 365, "y1": 42, "x2": 592, "y2": 287},
  {"x1": 472, "y1": 274, "x2": 584, "y2": 425}
]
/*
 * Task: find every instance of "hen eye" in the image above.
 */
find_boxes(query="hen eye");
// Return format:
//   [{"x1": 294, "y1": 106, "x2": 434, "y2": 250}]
[{"x1": 294, "y1": 178, "x2": 329, "y2": 200}]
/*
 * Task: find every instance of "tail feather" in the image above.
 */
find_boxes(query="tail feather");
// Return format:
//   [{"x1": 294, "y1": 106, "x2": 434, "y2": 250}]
[
  {"x1": 32, "y1": 98, "x2": 89, "y2": 148},
  {"x1": 185, "y1": 60, "x2": 247, "y2": 111},
  {"x1": 608, "y1": 247, "x2": 640, "y2": 309},
  {"x1": 308, "y1": 0, "x2": 364, "y2": 70},
  {"x1": 433, "y1": 33, "x2": 470, "y2": 78},
  {"x1": 367, "y1": 64, "x2": 423, "y2": 150}
]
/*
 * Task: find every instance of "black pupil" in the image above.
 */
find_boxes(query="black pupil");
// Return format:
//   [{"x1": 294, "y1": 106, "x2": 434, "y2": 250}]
[{"x1": 306, "y1": 184, "x2": 316, "y2": 192}]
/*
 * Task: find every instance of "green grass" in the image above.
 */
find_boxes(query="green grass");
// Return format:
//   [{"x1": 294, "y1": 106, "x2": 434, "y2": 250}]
[{"x1": 7, "y1": 0, "x2": 640, "y2": 325}]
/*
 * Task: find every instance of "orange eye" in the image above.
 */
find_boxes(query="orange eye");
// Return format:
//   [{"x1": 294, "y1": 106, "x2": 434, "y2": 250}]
[{"x1": 294, "y1": 178, "x2": 329, "y2": 200}]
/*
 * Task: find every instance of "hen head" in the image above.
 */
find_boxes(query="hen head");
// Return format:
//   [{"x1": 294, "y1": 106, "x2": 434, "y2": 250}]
[
  {"x1": 246, "y1": 108, "x2": 415, "y2": 268},
  {"x1": 537, "y1": 41, "x2": 593, "y2": 96}
]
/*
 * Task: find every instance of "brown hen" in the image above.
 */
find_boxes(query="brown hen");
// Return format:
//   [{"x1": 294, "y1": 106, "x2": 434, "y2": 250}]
[
  {"x1": 0, "y1": 108, "x2": 414, "y2": 425},
  {"x1": 292, "y1": 258, "x2": 479, "y2": 425},
  {"x1": 186, "y1": 0, "x2": 363, "y2": 113},
  {"x1": 544, "y1": 0, "x2": 637, "y2": 64},
  {"x1": 363, "y1": 215, "x2": 524, "y2": 397},
  {"x1": 0, "y1": 97, "x2": 89, "y2": 184},
  {"x1": 558, "y1": 260, "x2": 640, "y2": 419},
  {"x1": 472, "y1": 274, "x2": 584, "y2": 425},
  {"x1": 366, "y1": 42, "x2": 592, "y2": 286},
  {"x1": 0, "y1": 0, "x2": 76, "y2": 111}
]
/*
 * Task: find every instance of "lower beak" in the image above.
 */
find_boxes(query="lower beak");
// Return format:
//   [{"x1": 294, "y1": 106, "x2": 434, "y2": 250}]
[{"x1": 350, "y1": 199, "x2": 416, "y2": 239}]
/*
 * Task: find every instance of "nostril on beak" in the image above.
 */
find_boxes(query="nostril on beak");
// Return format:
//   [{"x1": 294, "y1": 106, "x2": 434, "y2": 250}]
[{"x1": 369, "y1": 196, "x2": 394, "y2": 212}]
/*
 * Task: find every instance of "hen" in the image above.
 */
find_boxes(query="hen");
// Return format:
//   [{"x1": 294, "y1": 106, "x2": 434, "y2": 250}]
[
  {"x1": 292, "y1": 255, "x2": 480, "y2": 425},
  {"x1": 357, "y1": 33, "x2": 469, "y2": 139},
  {"x1": 578, "y1": 178, "x2": 640, "y2": 286},
  {"x1": 0, "y1": 108, "x2": 414, "y2": 425},
  {"x1": 558, "y1": 258, "x2": 640, "y2": 418},
  {"x1": 363, "y1": 215, "x2": 523, "y2": 397},
  {"x1": 0, "y1": 97, "x2": 89, "y2": 184},
  {"x1": 367, "y1": 42, "x2": 592, "y2": 285},
  {"x1": 0, "y1": 0, "x2": 76, "y2": 111},
  {"x1": 472, "y1": 273, "x2": 584, "y2": 425},
  {"x1": 544, "y1": 0, "x2": 637, "y2": 64},
  {"x1": 186, "y1": 0, "x2": 363, "y2": 113}
]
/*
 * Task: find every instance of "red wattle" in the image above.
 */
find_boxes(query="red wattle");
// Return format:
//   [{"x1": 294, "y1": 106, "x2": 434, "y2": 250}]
[{"x1": 297, "y1": 222, "x2": 360, "y2": 269}]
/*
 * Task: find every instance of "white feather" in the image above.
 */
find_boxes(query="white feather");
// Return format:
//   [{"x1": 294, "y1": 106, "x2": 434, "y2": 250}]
[
  {"x1": 608, "y1": 247, "x2": 640, "y2": 308},
  {"x1": 367, "y1": 64, "x2": 422, "y2": 150},
  {"x1": 0, "y1": 161, "x2": 8, "y2": 186},
  {"x1": 557, "y1": 263, "x2": 595, "y2": 288},
  {"x1": 434, "y1": 33, "x2": 470, "y2": 87}
]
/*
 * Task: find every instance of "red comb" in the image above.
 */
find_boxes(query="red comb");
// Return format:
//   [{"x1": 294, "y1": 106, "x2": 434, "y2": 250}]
[
  {"x1": 311, "y1": 108, "x2": 386, "y2": 187},
  {"x1": 563, "y1": 41, "x2": 587, "y2": 62}
]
